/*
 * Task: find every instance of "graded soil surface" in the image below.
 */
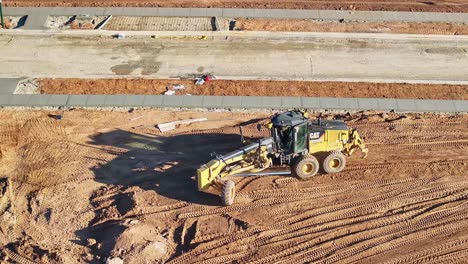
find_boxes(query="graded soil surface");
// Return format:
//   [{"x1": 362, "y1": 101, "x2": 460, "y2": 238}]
[
  {"x1": 5, "y1": 0, "x2": 468, "y2": 12},
  {"x1": 39, "y1": 78, "x2": 468, "y2": 100},
  {"x1": 235, "y1": 19, "x2": 468, "y2": 35},
  {"x1": 0, "y1": 109, "x2": 468, "y2": 263}
]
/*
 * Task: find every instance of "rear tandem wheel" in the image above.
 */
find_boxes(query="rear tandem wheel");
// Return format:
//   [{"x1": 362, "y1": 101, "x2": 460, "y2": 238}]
[
  {"x1": 292, "y1": 154, "x2": 320, "y2": 180},
  {"x1": 322, "y1": 151, "x2": 346, "y2": 174}
]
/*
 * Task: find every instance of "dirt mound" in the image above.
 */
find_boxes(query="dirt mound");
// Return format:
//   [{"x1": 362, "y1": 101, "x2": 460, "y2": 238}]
[{"x1": 110, "y1": 223, "x2": 168, "y2": 263}]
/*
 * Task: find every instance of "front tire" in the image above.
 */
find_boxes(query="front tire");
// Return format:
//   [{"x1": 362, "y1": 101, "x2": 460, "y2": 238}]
[
  {"x1": 322, "y1": 151, "x2": 346, "y2": 174},
  {"x1": 292, "y1": 155, "x2": 320, "y2": 180},
  {"x1": 221, "y1": 180, "x2": 236, "y2": 206}
]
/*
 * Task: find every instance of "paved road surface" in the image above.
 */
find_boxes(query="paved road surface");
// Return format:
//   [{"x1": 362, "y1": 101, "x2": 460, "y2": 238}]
[{"x1": 1, "y1": 32, "x2": 468, "y2": 83}]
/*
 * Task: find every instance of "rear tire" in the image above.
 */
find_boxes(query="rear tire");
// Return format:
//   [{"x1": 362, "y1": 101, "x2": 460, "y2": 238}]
[
  {"x1": 322, "y1": 151, "x2": 346, "y2": 174},
  {"x1": 221, "y1": 180, "x2": 236, "y2": 206},
  {"x1": 292, "y1": 155, "x2": 320, "y2": 180}
]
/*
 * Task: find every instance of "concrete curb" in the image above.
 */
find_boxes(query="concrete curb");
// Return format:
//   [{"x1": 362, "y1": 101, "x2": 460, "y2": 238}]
[
  {"x1": 4, "y1": 29, "x2": 468, "y2": 41},
  {"x1": 6, "y1": 7, "x2": 468, "y2": 22},
  {"x1": 1, "y1": 94, "x2": 466, "y2": 113}
]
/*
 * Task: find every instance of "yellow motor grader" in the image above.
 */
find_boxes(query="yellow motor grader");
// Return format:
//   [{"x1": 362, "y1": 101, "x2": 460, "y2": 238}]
[{"x1": 197, "y1": 110, "x2": 368, "y2": 205}]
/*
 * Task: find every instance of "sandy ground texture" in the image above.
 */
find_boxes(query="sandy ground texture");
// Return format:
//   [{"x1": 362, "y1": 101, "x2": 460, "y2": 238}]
[
  {"x1": 0, "y1": 109, "x2": 468, "y2": 263},
  {"x1": 38, "y1": 78, "x2": 468, "y2": 100},
  {"x1": 5, "y1": 0, "x2": 468, "y2": 12},
  {"x1": 234, "y1": 19, "x2": 468, "y2": 35}
]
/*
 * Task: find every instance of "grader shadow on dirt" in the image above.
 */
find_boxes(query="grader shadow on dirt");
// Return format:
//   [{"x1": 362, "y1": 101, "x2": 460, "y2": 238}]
[
  {"x1": 75, "y1": 129, "x2": 252, "y2": 259},
  {"x1": 88, "y1": 129, "x2": 250, "y2": 206}
]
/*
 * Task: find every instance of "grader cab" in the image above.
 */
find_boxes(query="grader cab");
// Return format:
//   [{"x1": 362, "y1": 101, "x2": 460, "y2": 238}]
[{"x1": 197, "y1": 110, "x2": 368, "y2": 205}]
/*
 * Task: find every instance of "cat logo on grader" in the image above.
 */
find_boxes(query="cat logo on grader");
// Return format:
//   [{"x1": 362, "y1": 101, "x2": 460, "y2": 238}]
[{"x1": 197, "y1": 110, "x2": 368, "y2": 206}]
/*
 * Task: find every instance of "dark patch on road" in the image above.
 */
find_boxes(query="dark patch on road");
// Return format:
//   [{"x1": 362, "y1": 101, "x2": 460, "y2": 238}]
[
  {"x1": 141, "y1": 61, "x2": 162, "y2": 75},
  {"x1": 197, "y1": 66, "x2": 205, "y2": 73},
  {"x1": 347, "y1": 39, "x2": 370, "y2": 49},
  {"x1": 111, "y1": 60, "x2": 162, "y2": 75},
  {"x1": 425, "y1": 47, "x2": 467, "y2": 55},
  {"x1": 111, "y1": 63, "x2": 138, "y2": 75}
]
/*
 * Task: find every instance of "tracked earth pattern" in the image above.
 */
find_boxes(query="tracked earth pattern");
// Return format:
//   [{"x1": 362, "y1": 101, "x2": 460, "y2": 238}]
[{"x1": 0, "y1": 109, "x2": 467, "y2": 263}]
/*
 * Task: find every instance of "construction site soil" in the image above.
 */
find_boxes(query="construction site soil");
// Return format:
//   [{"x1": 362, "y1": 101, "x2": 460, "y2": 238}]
[
  {"x1": 39, "y1": 78, "x2": 468, "y2": 100},
  {"x1": 5, "y1": 0, "x2": 468, "y2": 12},
  {"x1": 234, "y1": 19, "x2": 468, "y2": 35},
  {"x1": 1, "y1": 109, "x2": 468, "y2": 263}
]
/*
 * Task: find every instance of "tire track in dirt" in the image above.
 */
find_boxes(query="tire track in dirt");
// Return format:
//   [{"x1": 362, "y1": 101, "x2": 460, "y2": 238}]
[
  {"x1": 383, "y1": 236, "x2": 468, "y2": 264},
  {"x1": 367, "y1": 139, "x2": 468, "y2": 149},
  {"x1": 3, "y1": 248, "x2": 35, "y2": 264},
  {"x1": 175, "y1": 181, "x2": 423, "y2": 262},
  {"x1": 195, "y1": 250, "x2": 253, "y2": 264},
  {"x1": 178, "y1": 179, "x2": 468, "y2": 264},
  {"x1": 285, "y1": 201, "x2": 468, "y2": 263},
  {"x1": 128, "y1": 201, "x2": 190, "y2": 217},
  {"x1": 180, "y1": 178, "x2": 425, "y2": 220},
  {"x1": 345, "y1": 159, "x2": 468, "y2": 172},
  {"x1": 425, "y1": 248, "x2": 468, "y2": 264},
  {"x1": 312, "y1": 203, "x2": 468, "y2": 263},
  {"x1": 249, "y1": 184, "x2": 464, "y2": 262},
  {"x1": 178, "y1": 196, "x2": 307, "y2": 219}
]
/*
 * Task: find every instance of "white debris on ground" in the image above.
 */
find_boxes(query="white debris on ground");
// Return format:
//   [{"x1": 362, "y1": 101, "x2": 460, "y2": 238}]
[
  {"x1": 172, "y1": 84, "x2": 185, "y2": 90},
  {"x1": 164, "y1": 90, "x2": 176, "y2": 95},
  {"x1": 195, "y1": 74, "x2": 217, "y2": 85},
  {"x1": 14, "y1": 79, "x2": 40, "y2": 94},
  {"x1": 114, "y1": 33, "x2": 126, "y2": 39},
  {"x1": 109, "y1": 223, "x2": 169, "y2": 264},
  {"x1": 164, "y1": 84, "x2": 185, "y2": 95},
  {"x1": 106, "y1": 257, "x2": 124, "y2": 264},
  {"x1": 157, "y1": 118, "x2": 209, "y2": 132},
  {"x1": 46, "y1": 15, "x2": 108, "y2": 29},
  {"x1": 195, "y1": 78, "x2": 205, "y2": 85}
]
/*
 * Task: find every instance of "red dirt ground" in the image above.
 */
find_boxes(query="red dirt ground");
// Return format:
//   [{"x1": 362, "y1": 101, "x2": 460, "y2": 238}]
[
  {"x1": 5, "y1": 0, "x2": 468, "y2": 12},
  {"x1": 235, "y1": 19, "x2": 468, "y2": 35},
  {"x1": 0, "y1": 109, "x2": 467, "y2": 263},
  {"x1": 39, "y1": 78, "x2": 468, "y2": 100}
]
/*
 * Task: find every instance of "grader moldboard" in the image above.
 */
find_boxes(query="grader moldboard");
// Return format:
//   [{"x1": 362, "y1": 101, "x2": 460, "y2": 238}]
[{"x1": 197, "y1": 110, "x2": 369, "y2": 206}]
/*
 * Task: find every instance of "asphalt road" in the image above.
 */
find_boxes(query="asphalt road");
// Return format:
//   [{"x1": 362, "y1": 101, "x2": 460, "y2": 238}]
[{"x1": 1, "y1": 31, "x2": 468, "y2": 84}]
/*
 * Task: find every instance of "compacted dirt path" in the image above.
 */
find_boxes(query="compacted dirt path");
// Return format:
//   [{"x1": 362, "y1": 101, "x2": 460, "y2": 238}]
[
  {"x1": 39, "y1": 78, "x2": 468, "y2": 100},
  {"x1": 6, "y1": 0, "x2": 468, "y2": 12},
  {"x1": 0, "y1": 109, "x2": 467, "y2": 263}
]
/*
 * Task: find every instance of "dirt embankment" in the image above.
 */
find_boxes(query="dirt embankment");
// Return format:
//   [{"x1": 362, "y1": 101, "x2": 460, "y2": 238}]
[
  {"x1": 39, "y1": 78, "x2": 468, "y2": 100},
  {"x1": 0, "y1": 109, "x2": 467, "y2": 263},
  {"x1": 235, "y1": 19, "x2": 468, "y2": 35},
  {"x1": 5, "y1": 0, "x2": 468, "y2": 12}
]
